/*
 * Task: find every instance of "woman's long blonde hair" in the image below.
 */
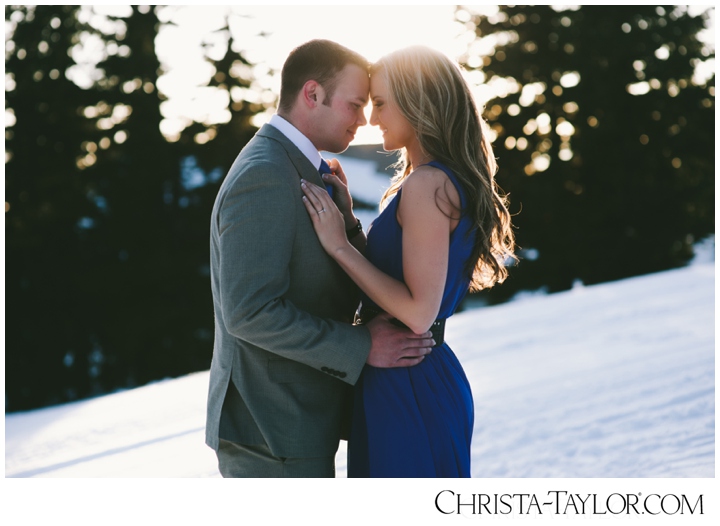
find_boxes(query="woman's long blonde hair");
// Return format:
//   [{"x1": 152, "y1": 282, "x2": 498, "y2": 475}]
[{"x1": 372, "y1": 46, "x2": 516, "y2": 291}]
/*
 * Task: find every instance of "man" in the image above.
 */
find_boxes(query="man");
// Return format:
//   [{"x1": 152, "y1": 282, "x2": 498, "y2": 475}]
[{"x1": 206, "y1": 39, "x2": 434, "y2": 478}]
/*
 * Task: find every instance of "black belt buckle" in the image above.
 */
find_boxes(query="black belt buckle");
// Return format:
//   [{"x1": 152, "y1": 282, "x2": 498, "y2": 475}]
[
  {"x1": 353, "y1": 305, "x2": 381, "y2": 326},
  {"x1": 428, "y1": 319, "x2": 445, "y2": 347}
]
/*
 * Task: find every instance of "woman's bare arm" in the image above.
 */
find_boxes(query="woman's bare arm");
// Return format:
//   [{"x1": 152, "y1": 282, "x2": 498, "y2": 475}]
[{"x1": 301, "y1": 165, "x2": 459, "y2": 334}]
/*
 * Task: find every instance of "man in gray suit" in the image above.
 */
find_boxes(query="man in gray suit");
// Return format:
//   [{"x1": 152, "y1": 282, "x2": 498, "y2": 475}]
[{"x1": 206, "y1": 40, "x2": 434, "y2": 477}]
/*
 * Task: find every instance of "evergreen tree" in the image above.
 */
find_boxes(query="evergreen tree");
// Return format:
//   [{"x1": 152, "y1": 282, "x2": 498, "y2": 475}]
[
  {"x1": 459, "y1": 6, "x2": 714, "y2": 300},
  {"x1": 155, "y1": 10, "x2": 275, "y2": 380},
  {"x1": 5, "y1": 5, "x2": 102, "y2": 409},
  {"x1": 72, "y1": 6, "x2": 268, "y2": 395},
  {"x1": 77, "y1": 5, "x2": 202, "y2": 392},
  {"x1": 5, "y1": 6, "x2": 267, "y2": 411},
  {"x1": 179, "y1": 17, "x2": 272, "y2": 173},
  {"x1": 171, "y1": 15, "x2": 275, "y2": 276}
]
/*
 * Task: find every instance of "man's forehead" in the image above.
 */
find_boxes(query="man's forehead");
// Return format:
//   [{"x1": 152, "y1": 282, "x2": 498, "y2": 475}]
[{"x1": 336, "y1": 66, "x2": 369, "y2": 100}]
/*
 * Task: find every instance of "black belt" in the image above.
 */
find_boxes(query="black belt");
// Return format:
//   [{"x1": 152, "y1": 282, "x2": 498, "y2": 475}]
[{"x1": 354, "y1": 305, "x2": 445, "y2": 347}]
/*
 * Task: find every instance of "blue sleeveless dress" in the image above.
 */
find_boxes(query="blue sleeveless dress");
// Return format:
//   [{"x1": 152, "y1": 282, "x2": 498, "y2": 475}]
[{"x1": 348, "y1": 161, "x2": 475, "y2": 478}]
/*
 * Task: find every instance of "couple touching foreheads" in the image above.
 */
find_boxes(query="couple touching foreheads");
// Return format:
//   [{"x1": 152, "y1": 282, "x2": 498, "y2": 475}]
[{"x1": 206, "y1": 39, "x2": 515, "y2": 478}]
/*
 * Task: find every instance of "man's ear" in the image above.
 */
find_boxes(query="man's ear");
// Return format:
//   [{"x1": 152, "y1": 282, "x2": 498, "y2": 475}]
[{"x1": 301, "y1": 80, "x2": 326, "y2": 108}]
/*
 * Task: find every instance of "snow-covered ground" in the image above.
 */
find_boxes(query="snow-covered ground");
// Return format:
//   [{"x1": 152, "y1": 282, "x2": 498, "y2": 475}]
[{"x1": 6, "y1": 261, "x2": 714, "y2": 480}]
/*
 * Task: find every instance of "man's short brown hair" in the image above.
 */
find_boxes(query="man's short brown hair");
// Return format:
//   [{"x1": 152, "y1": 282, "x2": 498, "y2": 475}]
[{"x1": 278, "y1": 39, "x2": 369, "y2": 112}]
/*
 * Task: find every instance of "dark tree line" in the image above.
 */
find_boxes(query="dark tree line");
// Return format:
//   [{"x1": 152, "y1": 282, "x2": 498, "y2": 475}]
[
  {"x1": 5, "y1": 5, "x2": 714, "y2": 411},
  {"x1": 459, "y1": 5, "x2": 714, "y2": 302},
  {"x1": 5, "y1": 5, "x2": 270, "y2": 411}
]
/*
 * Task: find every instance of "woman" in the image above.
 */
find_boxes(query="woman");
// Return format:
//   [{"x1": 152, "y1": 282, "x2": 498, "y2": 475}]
[{"x1": 301, "y1": 46, "x2": 515, "y2": 477}]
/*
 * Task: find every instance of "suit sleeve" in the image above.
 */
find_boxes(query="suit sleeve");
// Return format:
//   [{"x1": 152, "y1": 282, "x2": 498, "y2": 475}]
[{"x1": 215, "y1": 162, "x2": 371, "y2": 384}]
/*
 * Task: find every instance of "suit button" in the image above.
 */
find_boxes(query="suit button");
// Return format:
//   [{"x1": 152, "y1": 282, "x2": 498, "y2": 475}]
[
  {"x1": 321, "y1": 367, "x2": 329, "y2": 372},
  {"x1": 339, "y1": 372, "x2": 347, "y2": 378}
]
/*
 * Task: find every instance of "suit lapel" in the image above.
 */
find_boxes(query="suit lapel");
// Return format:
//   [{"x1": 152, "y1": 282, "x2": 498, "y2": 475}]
[{"x1": 257, "y1": 124, "x2": 326, "y2": 190}]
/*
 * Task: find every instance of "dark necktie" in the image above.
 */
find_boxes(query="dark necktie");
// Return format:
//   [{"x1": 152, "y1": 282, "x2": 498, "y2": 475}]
[{"x1": 318, "y1": 158, "x2": 334, "y2": 199}]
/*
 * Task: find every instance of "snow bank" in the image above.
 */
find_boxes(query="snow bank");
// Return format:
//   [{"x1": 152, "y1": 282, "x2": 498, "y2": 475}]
[{"x1": 5, "y1": 264, "x2": 714, "y2": 478}]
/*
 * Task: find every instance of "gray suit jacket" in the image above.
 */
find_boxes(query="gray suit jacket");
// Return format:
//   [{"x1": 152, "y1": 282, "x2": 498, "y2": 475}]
[{"x1": 205, "y1": 124, "x2": 372, "y2": 458}]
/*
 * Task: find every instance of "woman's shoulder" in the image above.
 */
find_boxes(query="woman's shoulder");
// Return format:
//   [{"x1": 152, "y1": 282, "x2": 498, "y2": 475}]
[
  {"x1": 404, "y1": 163, "x2": 450, "y2": 191},
  {"x1": 403, "y1": 163, "x2": 462, "y2": 212}
]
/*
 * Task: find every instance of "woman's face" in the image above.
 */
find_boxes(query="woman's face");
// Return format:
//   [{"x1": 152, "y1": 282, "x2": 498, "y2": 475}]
[{"x1": 369, "y1": 72, "x2": 416, "y2": 152}]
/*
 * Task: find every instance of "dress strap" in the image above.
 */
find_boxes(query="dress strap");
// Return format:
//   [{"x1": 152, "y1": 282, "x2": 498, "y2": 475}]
[{"x1": 425, "y1": 160, "x2": 467, "y2": 209}]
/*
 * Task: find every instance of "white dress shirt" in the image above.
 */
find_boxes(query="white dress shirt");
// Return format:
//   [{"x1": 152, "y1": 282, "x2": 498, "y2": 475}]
[{"x1": 268, "y1": 114, "x2": 324, "y2": 171}]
